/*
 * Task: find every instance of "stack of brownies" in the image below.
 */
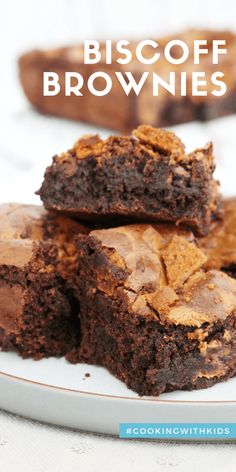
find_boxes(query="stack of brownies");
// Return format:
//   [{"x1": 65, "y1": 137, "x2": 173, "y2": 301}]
[{"x1": 1, "y1": 125, "x2": 236, "y2": 396}]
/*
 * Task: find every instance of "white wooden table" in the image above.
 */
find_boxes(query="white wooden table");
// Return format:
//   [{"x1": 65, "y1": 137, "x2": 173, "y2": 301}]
[{"x1": 0, "y1": 409, "x2": 236, "y2": 472}]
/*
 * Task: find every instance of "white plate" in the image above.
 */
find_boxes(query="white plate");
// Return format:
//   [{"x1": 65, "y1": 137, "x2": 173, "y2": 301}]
[
  {"x1": 1, "y1": 113, "x2": 236, "y2": 437},
  {"x1": 0, "y1": 351, "x2": 236, "y2": 435}
]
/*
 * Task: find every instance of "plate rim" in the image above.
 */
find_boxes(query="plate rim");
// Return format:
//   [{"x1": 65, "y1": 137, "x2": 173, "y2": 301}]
[{"x1": 1, "y1": 369, "x2": 236, "y2": 404}]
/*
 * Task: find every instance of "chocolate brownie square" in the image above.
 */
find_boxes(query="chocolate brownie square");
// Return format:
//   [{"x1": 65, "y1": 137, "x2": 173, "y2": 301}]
[
  {"x1": 37, "y1": 125, "x2": 221, "y2": 235},
  {"x1": 68, "y1": 223, "x2": 236, "y2": 396},
  {"x1": 0, "y1": 203, "x2": 87, "y2": 359}
]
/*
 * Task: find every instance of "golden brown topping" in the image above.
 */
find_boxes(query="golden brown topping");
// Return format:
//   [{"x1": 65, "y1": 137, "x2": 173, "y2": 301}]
[
  {"x1": 146, "y1": 286, "x2": 179, "y2": 315},
  {"x1": 73, "y1": 134, "x2": 104, "y2": 158},
  {"x1": 162, "y1": 235, "x2": 207, "y2": 289},
  {"x1": 55, "y1": 125, "x2": 217, "y2": 182},
  {"x1": 77, "y1": 134, "x2": 102, "y2": 147},
  {"x1": 132, "y1": 125, "x2": 185, "y2": 157},
  {"x1": 132, "y1": 295, "x2": 156, "y2": 318}
]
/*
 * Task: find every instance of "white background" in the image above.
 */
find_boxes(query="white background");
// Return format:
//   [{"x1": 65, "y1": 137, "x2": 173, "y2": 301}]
[{"x1": 0, "y1": 1, "x2": 236, "y2": 469}]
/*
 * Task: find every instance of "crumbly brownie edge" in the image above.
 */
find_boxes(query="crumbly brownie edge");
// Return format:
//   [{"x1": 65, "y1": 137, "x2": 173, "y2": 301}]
[{"x1": 0, "y1": 241, "x2": 80, "y2": 359}]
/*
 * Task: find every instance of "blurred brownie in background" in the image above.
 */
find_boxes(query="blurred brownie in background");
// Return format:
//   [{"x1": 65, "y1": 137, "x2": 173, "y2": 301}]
[{"x1": 19, "y1": 29, "x2": 236, "y2": 132}]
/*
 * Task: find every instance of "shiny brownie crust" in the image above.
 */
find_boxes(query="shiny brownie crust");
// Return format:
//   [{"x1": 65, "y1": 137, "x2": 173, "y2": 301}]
[{"x1": 68, "y1": 224, "x2": 236, "y2": 396}]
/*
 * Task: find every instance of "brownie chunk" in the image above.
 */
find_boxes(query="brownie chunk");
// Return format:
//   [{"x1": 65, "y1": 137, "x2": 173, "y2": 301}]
[
  {"x1": 68, "y1": 224, "x2": 236, "y2": 396},
  {"x1": 37, "y1": 125, "x2": 221, "y2": 236},
  {"x1": 0, "y1": 203, "x2": 87, "y2": 359},
  {"x1": 199, "y1": 198, "x2": 236, "y2": 276},
  {"x1": 19, "y1": 30, "x2": 236, "y2": 132}
]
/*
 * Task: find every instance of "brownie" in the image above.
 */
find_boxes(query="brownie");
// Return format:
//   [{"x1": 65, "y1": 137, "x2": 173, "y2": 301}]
[
  {"x1": 19, "y1": 29, "x2": 236, "y2": 132},
  {"x1": 37, "y1": 125, "x2": 221, "y2": 236},
  {"x1": 0, "y1": 203, "x2": 87, "y2": 359},
  {"x1": 199, "y1": 198, "x2": 236, "y2": 276},
  {"x1": 67, "y1": 223, "x2": 236, "y2": 396}
]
